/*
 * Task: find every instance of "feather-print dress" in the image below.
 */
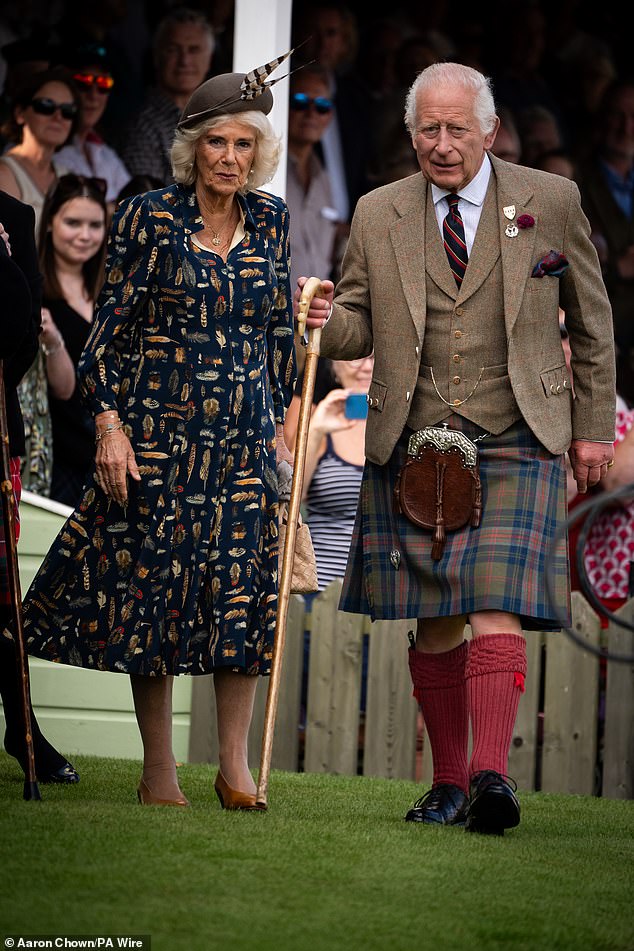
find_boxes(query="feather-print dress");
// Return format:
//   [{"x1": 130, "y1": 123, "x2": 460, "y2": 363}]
[{"x1": 21, "y1": 184, "x2": 296, "y2": 676}]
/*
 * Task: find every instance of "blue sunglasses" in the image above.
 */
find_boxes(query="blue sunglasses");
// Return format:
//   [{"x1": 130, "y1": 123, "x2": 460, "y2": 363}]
[{"x1": 290, "y1": 93, "x2": 333, "y2": 114}]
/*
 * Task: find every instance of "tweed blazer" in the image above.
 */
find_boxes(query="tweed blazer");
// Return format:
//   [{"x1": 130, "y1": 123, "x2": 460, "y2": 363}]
[{"x1": 320, "y1": 154, "x2": 616, "y2": 466}]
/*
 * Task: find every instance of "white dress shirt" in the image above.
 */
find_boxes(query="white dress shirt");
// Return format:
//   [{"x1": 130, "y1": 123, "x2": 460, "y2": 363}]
[{"x1": 431, "y1": 152, "x2": 492, "y2": 255}]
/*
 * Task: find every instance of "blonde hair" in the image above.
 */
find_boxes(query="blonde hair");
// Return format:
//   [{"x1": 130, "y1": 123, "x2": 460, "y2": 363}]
[{"x1": 170, "y1": 111, "x2": 281, "y2": 192}]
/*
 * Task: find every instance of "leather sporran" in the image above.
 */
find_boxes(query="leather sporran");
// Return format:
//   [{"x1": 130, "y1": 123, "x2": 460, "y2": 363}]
[
  {"x1": 394, "y1": 425, "x2": 482, "y2": 560},
  {"x1": 278, "y1": 502, "x2": 319, "y2": 594}
]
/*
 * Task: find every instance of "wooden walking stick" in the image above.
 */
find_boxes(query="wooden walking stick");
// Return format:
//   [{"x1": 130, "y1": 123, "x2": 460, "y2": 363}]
[
  {"x1": 256, "y1": 277, "x2": 325, "y2": 808},
  {"x1": 0, "y1": 359, "x2": 40, "y2": 800}
]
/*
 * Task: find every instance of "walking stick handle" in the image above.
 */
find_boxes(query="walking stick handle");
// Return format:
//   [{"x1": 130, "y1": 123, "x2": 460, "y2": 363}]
[
  {"x1": 256, "y1": 277, "x2": 327, "y2": 808},
  {"x1": 296, "y1": 276, "x2": 326, "y2": 338}
]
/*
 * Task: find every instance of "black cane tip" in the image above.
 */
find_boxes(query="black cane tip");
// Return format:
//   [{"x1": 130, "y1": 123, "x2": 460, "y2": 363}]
[{"x1": 23, "y1": 780, "x2": 42, "y2": 801}]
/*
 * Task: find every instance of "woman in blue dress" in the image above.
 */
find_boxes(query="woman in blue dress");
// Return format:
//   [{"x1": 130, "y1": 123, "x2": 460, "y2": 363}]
[{"x1": 22, "y1": 63, "x2": 297, "y2": 810}]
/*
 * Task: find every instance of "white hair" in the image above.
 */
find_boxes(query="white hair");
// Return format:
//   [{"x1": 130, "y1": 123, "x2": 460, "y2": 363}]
[
  {"x1": 404, "y1": 62, "x2": 497, "y2": 138},
  {"x1": 170, "y1": 111, "x2": 281, "y2": 191}
]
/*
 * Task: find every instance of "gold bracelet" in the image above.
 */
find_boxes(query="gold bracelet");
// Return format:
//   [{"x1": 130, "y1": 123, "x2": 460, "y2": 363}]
[{"x1": 95, "y1": 423, "x2": 123, "y2": 442}]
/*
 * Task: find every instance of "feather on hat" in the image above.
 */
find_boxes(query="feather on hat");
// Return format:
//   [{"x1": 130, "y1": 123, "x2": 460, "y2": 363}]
[{"x1": 177, "y1": 48, "x2": 294, "y2": 130}]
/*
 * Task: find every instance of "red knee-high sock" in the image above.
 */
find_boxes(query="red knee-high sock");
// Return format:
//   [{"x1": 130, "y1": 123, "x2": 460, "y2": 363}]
[
  {"x1": 466, "y1": 633, "x2": 527, "y2": 777},
  {"x1": 408, "y1": 641, "x2": 469, "y2": 793}
]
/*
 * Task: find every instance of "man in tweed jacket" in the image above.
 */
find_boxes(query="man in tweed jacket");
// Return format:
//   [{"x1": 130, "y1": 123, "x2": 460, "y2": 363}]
[{"x1": 295, "y1": 63, "x2": 616, "y2": 835}]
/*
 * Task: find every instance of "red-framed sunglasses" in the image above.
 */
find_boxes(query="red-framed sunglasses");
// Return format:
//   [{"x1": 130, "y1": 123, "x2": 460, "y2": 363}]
[{"x1": 73, "y1": 72, "x2": 115, "y2": 94}]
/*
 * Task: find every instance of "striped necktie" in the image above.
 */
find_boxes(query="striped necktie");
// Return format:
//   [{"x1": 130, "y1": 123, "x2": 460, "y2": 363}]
[{"x1": 443, "y1": 193, "x2": 468, "y2": 287}]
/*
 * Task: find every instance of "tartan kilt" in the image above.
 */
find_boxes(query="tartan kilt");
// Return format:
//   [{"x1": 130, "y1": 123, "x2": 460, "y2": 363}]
[
  {"x1": 0, "y1": 457, "x2": 21, "y2": 607},
  {"x1": 340, "y1": 417, "x2": 570, "y2": 630}
]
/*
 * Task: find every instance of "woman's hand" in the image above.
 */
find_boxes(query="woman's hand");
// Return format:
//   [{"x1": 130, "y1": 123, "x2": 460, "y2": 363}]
[
  {"x1": 95, "y1": 417, "x2": 141, "y2": 505},
  {"x1": 40, "y1": 307, "x2": 64, "y2": 352},
  {"x1": 40, "y1": 308, "x2": 76, "y2": 399},
  {"x1": 310, "y1": 388, "x2": 360, "y2": 437},
  {"x1": 275, "y1": 422, "x2": 294, "y2": 468}
]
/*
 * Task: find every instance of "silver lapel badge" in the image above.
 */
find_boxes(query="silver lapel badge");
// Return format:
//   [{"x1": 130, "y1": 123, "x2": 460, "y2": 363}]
[
  {"x1": 505, "y1": 223, "x2": 519, "y2": 238},
  {"x1": 390, "y1": 549, "x2": 401, "y2": 570},
  {"x1": 503, "y1": 204, "x2": 516, "y2": 220}
]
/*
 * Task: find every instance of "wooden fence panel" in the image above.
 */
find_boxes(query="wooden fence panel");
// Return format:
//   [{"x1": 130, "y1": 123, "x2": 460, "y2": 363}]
[
  {"x1": 541, "y1": 592, "x2": 601, "y2": 795},
  {"x1": 304, "y1": 580, "x2": 364, "y2": 775},
  {"x1": 602, "y1": 600, "x2": 634, "y2": 799},
  {"x1": 248, "y1": 594, "x2": 305, "y2": 771},
  {"x1": 508, "y1": 632, "x2": 542, "y2": 791},
  {"x1": 363, "y1": 618, "x2": 418, "y2": 780}
]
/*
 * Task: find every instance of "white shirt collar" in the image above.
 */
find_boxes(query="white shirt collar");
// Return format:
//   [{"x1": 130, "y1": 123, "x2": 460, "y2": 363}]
[{"x1": 431, "y1": 152, "x2": 492, "y2": 208}]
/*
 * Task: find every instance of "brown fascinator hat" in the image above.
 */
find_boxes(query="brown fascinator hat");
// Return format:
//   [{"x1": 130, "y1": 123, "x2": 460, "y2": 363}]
[{"x1": 177, "y1": 49, "x2": 294, "y2": 130}]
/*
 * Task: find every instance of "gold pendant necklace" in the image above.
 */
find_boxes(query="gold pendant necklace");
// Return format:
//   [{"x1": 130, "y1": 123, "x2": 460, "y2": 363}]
[{"x1": 209, "y1": 206, "x2": 235, "y2": 247}]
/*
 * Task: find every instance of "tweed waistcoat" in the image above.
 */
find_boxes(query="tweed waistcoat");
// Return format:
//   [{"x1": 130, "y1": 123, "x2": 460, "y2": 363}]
[{"x1": 407, "y1": 180, "x2": 522, "y2": 433}]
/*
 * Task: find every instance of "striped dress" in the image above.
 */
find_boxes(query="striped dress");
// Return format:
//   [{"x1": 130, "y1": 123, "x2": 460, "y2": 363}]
[{"x1": 304, "y1": 435, "x2": 364, "y2": 591}]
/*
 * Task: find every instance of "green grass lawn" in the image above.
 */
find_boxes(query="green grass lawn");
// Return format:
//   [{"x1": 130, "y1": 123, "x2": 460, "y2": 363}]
[{"x1": 0, "y1": 753, "x2": 632, "y2": 951}]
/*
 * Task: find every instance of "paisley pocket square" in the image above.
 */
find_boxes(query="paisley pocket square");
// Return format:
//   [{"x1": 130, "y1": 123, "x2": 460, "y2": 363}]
[{"x1": 532, "y1": 250, "x2": 569, "y2": 278}]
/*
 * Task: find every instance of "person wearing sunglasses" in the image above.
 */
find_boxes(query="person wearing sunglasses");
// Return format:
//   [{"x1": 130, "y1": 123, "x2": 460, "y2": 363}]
[
  {"x1": 54, "y1": 45, "x2": 131, "y2": 209},
  {"x1": 291, "y1": 3, "x2": 374, "y2": 228},
  {"x1": 0, "y1": 67, "x2": 80, "y2": 497},
  {"x1": 0, "y1": 67, "x2": 80, "y2": 236},
  {"x1": 283, "y1": 65, "x2": 340, "y2": 452},
  {"x1": 286, "y1": 66, "x2": 338, "y2": 363}
]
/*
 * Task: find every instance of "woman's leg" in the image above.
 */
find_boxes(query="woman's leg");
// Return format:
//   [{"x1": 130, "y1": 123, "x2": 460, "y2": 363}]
[
  {"x1": 214, "y1": 669, "x2": 258, "y2": 794},
  {"x1": 130, "y1": 673, "x2": 185, "y2": 801}
]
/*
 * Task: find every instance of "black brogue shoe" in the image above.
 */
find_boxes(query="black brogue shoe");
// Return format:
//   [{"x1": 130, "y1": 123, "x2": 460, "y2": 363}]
[
  {"x1": 405, "y1": 783, "x2": 469, "y2": 825},
  {"x1": 465, "y1": 770, "x2": 520, "y2": 836}
]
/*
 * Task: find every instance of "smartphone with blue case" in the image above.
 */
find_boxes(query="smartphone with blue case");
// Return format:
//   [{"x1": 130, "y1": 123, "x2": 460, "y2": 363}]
[{"x1": 344, "y1": 393, "x2": 368, "y2": 420}]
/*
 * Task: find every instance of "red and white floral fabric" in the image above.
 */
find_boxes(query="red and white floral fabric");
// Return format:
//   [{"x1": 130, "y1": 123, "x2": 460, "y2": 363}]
[{"x1": 584, "y1": 403, "x2": 634, "y2": 600}]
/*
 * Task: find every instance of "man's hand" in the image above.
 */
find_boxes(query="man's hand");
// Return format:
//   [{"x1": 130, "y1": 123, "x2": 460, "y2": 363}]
[
  {"x1": 292, "y1": 276, "x2": 334, "y2": 330},
  {"x1": 568, "y1": 439, "x2": 615, "y2": 494}
]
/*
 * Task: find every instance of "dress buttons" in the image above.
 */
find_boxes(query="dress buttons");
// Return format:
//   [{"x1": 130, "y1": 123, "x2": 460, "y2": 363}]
[
  {"x1": 453, "y1": 399, "x2": 460, "y2": 406},
  {"x1": 455, "y1": 307, "x2": 464, "y2": 316},
  {"x1": 454, "y1": 330, "x2": 462, "y2": 338},
  {"x1": 452, "y1": 354, "x2": 460, "y2": 363},
  {"x1": 453, "y1": 376, "x2": 461, "y2": 384},
  {"x1": 550, "y1": 384, "x2": 556, "y2": 394}
]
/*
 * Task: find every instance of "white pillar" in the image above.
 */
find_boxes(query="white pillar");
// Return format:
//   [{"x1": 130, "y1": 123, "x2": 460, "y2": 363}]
[{"x1": 233, "y1": 0, "x2": 293, "y2": 200}]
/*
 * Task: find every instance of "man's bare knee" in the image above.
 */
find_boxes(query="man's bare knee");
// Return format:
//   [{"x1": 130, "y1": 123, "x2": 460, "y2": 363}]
[
  {"x1": 416, "y1": 615, "x2": 467, "y2": 652},
  {"x1": 469, "y1": 611, "x2": 522, "y2": 637}
]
